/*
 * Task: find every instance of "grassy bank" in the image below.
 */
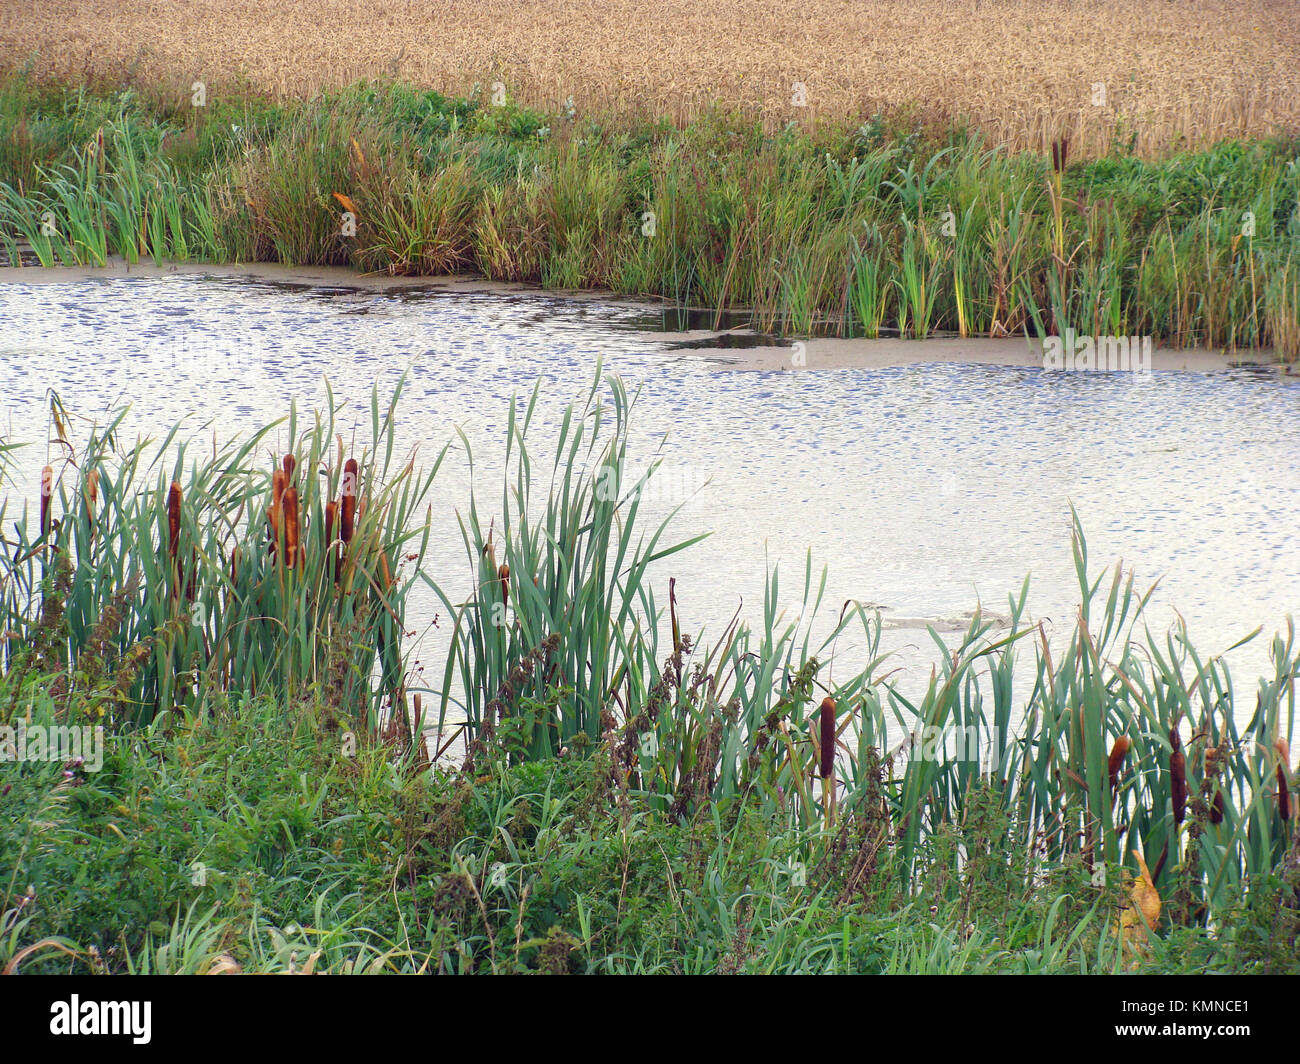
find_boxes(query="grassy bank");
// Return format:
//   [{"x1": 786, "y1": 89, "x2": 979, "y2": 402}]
[
  {"x1": 4, "y1": 692, "x2": 1296, "y2": 974},
  {"x1": 2, "y1": 379, "x2": 1298, "y2": 972},
  {"x1": 1, "y1": 74, "x2": 1298, "y2": 355}
]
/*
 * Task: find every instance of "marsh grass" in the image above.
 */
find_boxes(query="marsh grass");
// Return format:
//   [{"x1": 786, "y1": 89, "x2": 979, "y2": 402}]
[
  {"x1": 2, "y1": 76, "x2": 1297, "y2": 356},
  {"x1": 1, "y1": 375, "x2": 1297, "y2": 969},
  {"x1": 0, "y1": 381, "x2": 442, "y2": 737},
  {"x1": 425, "y1": 374, "x2": 1298, "y2": 924}
]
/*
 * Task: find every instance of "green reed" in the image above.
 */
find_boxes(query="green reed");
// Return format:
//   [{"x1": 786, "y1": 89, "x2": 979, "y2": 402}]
[
  {"x1": 0, "y1": 370, "x2": 1294, "y2": 922},
  {"x1": 2, "y1": 76, "x2": 1296, "y2": 355},
  {"x1": 0, "y1": 382, "x2": 441, "y2": 738},
  {"x1": 435, "y1": 378, "x2": 1297, "y2": 920}
]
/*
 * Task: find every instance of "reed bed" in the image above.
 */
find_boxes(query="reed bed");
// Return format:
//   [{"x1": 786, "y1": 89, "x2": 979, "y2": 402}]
[
  {"x1": 3, "y1": 1, "x2": 1299, "y2": 158},
  {"x1": 434, "y1": 374, "x2": 1298, "y2": 923},
  {"x1": 3, "y1": 77, "x2": 1297, "y2": 356},
  {"x1": 0, "y1": 382, "x2": 441, "y2": 741},
  {"x1": 1, "y1": 375, "x2": 1296, "y2": 936}
]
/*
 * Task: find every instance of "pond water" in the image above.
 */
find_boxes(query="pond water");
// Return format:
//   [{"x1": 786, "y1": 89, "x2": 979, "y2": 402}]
[{"x1": 1, "y1": 268, "x2": 1298, "y2": 727}]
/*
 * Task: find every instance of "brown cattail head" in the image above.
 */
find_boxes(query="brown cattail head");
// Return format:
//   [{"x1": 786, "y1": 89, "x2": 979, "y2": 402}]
[
  {"x1": 1050, "y1": 136, "x2": 1069, "y2": 173},
  {"x1": 1170, "y1": 727, "x2": 1187, "y2": 825},
  {"x1": 39, "y1": 465, "x2": 54, "y2": 536},
  {"x1": 282, "y1": 453, "x2": 296, "y2": 482},
  {"x1": 340, "y1": 458, "x2": 358, "y2": 544},
  {"x1": 282, "y1": 487, "x2": 300, "y2": 568},
  {"x1": 84, "y1": 468, "x2": 98, "y2": 544},
  {"x1": 498, "y1": 562, "x2": 510, "y2": 605},
  {"x1": 1108, "y1": 735, "x2": 1131, "y2": 793},
  {"x1": 379, "y1": 550, "x2": 393, "y2": 592},
  {"x1": 819, "y1": 696, "x2": 836, "y2": 780},
  {"x1": 1277, "y1": 739, "x2": 1291, "y2": 822},
  {"x1": 268, "y1": 468, "x2": 287, "y2": 555},
  {"x1": 167, "y1": 481, "x2": 182, "y2": 559}
]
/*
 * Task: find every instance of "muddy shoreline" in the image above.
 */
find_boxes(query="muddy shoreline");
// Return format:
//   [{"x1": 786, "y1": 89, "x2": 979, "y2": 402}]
[{"x1": 2, "y1": 260, "x2": 1288, "y2": 374}]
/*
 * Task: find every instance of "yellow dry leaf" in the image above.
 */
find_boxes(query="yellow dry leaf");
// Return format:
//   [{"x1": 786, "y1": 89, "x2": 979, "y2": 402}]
[
  {"x1": 205, "y1": 953, "x2": 242, "y2": 975},
  {"x1": 287, "y1": 949, "x2": 323, "y2": 975},
  {"x1": 1118, "y1": 849, "x2": 1161, "y2": 965},
  {"x1": 332, "y1": 192, "x2": 358, "y2": 216}
]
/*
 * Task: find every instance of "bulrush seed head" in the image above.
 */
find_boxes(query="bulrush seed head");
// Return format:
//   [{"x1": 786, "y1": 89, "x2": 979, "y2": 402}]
[{"x1": 819, "y1": 696, "x2": 836, "y2": 780}]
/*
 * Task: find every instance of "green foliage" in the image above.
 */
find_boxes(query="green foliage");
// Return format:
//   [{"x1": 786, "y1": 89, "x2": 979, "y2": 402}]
[
  {"x1": 1, "y1": 75, "x2": 1297, "y2": 355},
  {"x1": 0, "y1": 381, "x2": 441, "y2": 731}
]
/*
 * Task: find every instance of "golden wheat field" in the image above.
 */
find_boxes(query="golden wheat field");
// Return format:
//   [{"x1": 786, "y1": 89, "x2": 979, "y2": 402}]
[{"x1": 1, "y1": 0, "x2": 1298, "y2": 155}]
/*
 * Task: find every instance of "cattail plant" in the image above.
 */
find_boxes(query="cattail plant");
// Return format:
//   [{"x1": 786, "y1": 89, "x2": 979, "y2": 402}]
[
  {"x1": 268, "y1": 467, "x2": 286, "y2": 556},
  {"x1": 282, "y1": 485, "x2": 301, "y2": 568},
  {"x1": 166, "y1": 480, "x2": 182, "y2": 598},
  {"x1": 1108, "y1": 735, "x2": 1131, "y2": 794},
  {"x1": 82, "y1": 468, "x2": 98, "y2": 544},
  {"x1": 39, "y1": 465, "x2": 53, "y2": 538},
  {"x1": 1049, "y1": 136, "x2": 1069, "y2": 174},
  {"x1": 324, "y1": 500, "x2": 340, "y2": 582},
  {"x1": 819, "y1": 695, "x2": 838, "y2": 825},
  {"x1": 819, "y1": 696, "x2": 836, "y2": 781},
  {"x1": 1205, "y1": 745, "x2": 1225, "y2": 825},
  {"x1": 1169, "y1": 727, "x2": 1187, "y2": 826},
  {"x1": 0, "y1": 380, "x2": 442, "y2": 738},
  {"x1": 341, "y1": 458, "x2": 358, "y2": 541}
]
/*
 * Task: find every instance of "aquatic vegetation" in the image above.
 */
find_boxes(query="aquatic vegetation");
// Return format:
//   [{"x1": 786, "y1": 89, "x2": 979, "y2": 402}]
[
  {"x1": 0, "y1": 382, "x2": 442, "y2": 736},
  {"x1": 0, "y1": 376, "x2": 1296, "y2": 971},
  {"x1": 429, "y1": 374, "x2": 1299, "y2": 915},
  {"x1": 1, "y1": 77, "x2": 1298, "y2": 356}
]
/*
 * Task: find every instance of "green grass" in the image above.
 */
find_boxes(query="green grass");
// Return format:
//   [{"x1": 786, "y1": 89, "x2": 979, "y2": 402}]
[
  {"x1": 2, "y1": 690, "x2": 1295, "y2": 974},
  {"x1": 1, "y1": 73, "x2": 1298, "y2": 356}
]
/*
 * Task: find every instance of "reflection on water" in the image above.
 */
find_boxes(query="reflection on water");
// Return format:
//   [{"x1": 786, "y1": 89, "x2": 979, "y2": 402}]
[{"x1": 2, "y1": 270, "x2": 1299, "y2": 722}]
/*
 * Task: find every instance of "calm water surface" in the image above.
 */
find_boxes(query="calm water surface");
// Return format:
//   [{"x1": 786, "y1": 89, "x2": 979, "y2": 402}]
[{"x1": 2, "y1": 270, "x2": 1298, "y2": 725}]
